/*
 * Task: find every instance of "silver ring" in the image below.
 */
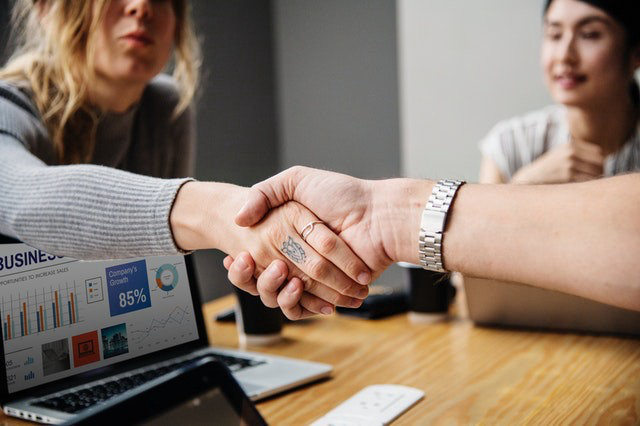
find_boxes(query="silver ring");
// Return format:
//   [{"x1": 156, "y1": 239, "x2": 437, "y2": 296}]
[{"x1": 300, "y1": 221, "x2": 324, "y2": 242}]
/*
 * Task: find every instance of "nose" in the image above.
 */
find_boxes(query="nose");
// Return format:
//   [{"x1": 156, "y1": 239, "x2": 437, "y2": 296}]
[
  {"x1": 557, "y1": 32, "x2": 578, "y2": 65},
  {"x1": 124, "y1": 0, "x2": 153, "y2": 19}
]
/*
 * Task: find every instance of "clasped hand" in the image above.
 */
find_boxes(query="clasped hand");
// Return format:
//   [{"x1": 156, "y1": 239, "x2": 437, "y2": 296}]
[{"x1": 223, "y1": 167, "x2": 422, "y2": 320}]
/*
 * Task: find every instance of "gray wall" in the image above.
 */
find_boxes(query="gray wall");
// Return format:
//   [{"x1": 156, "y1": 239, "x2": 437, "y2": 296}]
[
  {"x1": 398, "y1": 0, "x2": 552, "y2": 181},
  {"x1": 0, "y1": 0, "x2": 10, "y2": 64},
  {"x1": 273, "y1": 0, "x2": 400, "y2": 179},
  {"x1": 190, "y1": 0, "x2": 280, "y2": 301}
]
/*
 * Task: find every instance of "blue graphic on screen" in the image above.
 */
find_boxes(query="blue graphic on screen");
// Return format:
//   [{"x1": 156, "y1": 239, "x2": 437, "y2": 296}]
[{"x1": 106, "y1": 260, "x2": 152, "y2": 317}]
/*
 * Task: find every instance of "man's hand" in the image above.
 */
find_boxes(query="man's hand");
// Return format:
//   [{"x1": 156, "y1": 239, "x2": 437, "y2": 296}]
[
  {"x1": 230, "y1": 166, "x2": 432, "y2": 319},
  {"x1": 235, "y1": 166, "x2": 397, "y2": 273}
]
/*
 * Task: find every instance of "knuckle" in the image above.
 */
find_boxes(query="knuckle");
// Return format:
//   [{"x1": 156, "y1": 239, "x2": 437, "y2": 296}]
[
  {"x1": 343, "y1": 258, "x2": 362, "y2": 277},
  {"x1": 283, "y1": 308, "x2": 301, "y2": 321},
  {"x1": 259, "y1": 293, "x2": 278, "y2": 308},
  {"x1": 333, "y1": 294, "x2": 353, "y2": 307},
  {"x1": 306, "y1": 258, "x2": 330, "y2": 279},
  {"x1": 323, "y1": 291, "x2": 342, "y2": 306},
  {"x1": 315, "y1": 233, "x2": 337, "y2": 254}
]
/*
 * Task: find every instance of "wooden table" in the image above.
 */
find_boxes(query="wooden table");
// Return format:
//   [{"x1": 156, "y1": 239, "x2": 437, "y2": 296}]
[
  {"x1": 203, "y1": 295, "x2": 640, "y2": 425},
  {"x1": 1, "y1": 295, "x2": 638, "y2": 425}
]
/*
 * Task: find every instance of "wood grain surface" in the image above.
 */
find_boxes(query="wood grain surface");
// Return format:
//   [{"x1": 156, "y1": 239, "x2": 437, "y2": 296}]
[
  {"x1": 203, "y1": 296, "x2": 640, "y2": 425},
  {"x1": 1, "y1": 295, "x2": 638, "y2": 426}
]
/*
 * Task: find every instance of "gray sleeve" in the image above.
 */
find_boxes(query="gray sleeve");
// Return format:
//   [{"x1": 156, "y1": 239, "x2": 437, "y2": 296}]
[{"x1": 0, "y1": 135, "x2": 193, "y2": 260}]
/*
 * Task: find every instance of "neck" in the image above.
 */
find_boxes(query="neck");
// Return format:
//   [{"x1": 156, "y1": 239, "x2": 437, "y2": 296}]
[
  {"x1": 88, "y1": 75, "x2": 146, "y2": 113},
  {"x1": 566, "y1": 97, "x2": 638, "y2": 155}
]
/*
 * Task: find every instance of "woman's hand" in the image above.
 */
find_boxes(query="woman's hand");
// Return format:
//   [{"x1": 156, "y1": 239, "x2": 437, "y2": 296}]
[
  {"x1": 224, "y1": 253, "x2": 309, "y2": 320},
  {"x1": 511, "y1": 140, "x2": 604, "y2": 184},
  {"x1": 170, "y1": 182, "x2": 372, "y2": 318}
]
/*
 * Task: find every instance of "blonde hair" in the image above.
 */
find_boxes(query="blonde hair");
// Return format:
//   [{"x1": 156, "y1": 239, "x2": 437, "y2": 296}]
[{"x1": 0, "y1": 0, "x2": 201, "y2": 164}]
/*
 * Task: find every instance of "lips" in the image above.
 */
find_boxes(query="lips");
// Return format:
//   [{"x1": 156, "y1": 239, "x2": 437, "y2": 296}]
[
  {"x1": 121, "y1": 30, "x2": 154, "y2": 46},
  {"x1": 553, "y1": 72, "x2": 587, "y2": 90}
]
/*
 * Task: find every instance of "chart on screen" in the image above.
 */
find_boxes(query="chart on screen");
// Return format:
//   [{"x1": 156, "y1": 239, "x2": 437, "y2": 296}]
[{"x1": 0, "y1": 245, "x2": 199, "y2": 393}]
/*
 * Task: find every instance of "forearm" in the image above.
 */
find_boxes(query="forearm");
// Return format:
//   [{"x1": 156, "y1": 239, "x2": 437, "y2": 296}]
[
  {"x1": 0, "y1": 137, "x2": 192, "y2": 259},
  {"x1": 445, "y1": 176, "x2": 640, "y2": 310},
  {"x1": 378, "y1": 174, "x2": 640, "y2": 310}
]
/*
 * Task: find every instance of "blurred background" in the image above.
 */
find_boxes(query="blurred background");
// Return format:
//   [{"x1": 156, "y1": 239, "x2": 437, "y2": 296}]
[{"x1": 0, "y1": 0, "x2": 551, "y2": 301}]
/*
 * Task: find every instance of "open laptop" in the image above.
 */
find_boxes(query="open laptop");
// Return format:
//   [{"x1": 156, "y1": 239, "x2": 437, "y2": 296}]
[
  {"x1": 463, "y1": 276, "x2": 640, "y2": 336},
  {"x1": 0, "y1": 242, "x2": 332, "y2": 424}
]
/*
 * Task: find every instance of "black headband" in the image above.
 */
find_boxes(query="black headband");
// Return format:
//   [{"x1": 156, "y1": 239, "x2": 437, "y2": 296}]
[{"x1": 544, "y1": 0, "x2": 640, "y2": 46}]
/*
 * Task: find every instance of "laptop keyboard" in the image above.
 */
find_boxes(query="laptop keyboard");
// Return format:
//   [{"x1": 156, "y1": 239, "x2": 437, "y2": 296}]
[{"x1": 32, "y1": 354, "x2": 266, "y2": 414}]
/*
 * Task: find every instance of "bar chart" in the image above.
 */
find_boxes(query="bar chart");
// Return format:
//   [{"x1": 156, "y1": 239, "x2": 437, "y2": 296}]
[{"x1": 1, "y1": 282, "x2": 82, "y2": 341}]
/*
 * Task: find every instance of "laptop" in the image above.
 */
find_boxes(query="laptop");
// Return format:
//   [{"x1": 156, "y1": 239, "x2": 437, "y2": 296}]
[
  {"x1": 0, "y1": 242, "x2": 332, "y2": 424},
  {"x1": 463, "y1": 276, "x2": 640, "y2": 336},
  {"x1": 64, "y1": 356, "x2": 267, "y2": 425}
]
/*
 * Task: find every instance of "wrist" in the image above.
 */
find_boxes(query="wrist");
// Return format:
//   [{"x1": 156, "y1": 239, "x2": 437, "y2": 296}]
[
  {"x1": 371, "y1": 178, "x2": 434, "y2": 264},
  {"x1": 170, "y1": 181, "x2": 247, "y2": 251}
]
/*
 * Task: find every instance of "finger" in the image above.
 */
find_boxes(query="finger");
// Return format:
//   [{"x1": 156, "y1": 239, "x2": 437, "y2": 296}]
[
  {"x1": 279, "y1": 213, "x2": 369, "y2": 300},
  {"x1": 236, "y1": 166, "x2": 308, "y2": 227},
  {"x1": 299, "y1": 292, "x2": 335, "y2": 316},
  {"x1": 571, "y1": 143, "x2": 605, "y2": 165},
  {"x1": 255, "y1": 260, "x2": 289, "y2": 308},
  {"x1": 226, "y1": 252, "x2": 259, "y2": 296},
  {"x1": 569, "y1": 171, "x2": 599, "y2": 182},
  {"x1": 303, "y1": 221, "x2": 371, "y2": 285},
  {"x1": 570, "y1": 160, "x2": 603, "y2": 177},
  {"x1": 280, "y1": 230, "x2": 369, "y2": 301},
  {"x1": 301, "y1": 278, "x2": 365, "y2": 309},
  {"x1": 223, "y1": 255, "x2": 234, "y2": 270},
  {"x1": 277, "y1": 279, "x2": 317, "y2": 320},
  {"x1": 255, "y1": 261, "x2": 356, "y2": 312}
]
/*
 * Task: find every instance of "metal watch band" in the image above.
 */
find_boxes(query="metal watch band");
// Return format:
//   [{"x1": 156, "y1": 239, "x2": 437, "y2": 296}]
[{"x1": 418, "y1": 179, "x2": 465, "y2": 272}]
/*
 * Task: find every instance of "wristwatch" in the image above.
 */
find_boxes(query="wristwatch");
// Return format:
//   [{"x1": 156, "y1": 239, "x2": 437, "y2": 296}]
[{"x1": 418, "y1": 179, "x2": 465, "y2": 272}]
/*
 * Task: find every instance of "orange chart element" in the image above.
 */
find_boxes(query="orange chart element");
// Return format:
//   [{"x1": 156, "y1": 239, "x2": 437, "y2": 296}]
[{"x1": 72, "y1": 330, "x2": 100, "y2": 368}]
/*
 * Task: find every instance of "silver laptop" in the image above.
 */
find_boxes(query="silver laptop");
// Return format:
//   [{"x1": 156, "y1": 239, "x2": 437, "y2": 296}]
[
  {"x1": 463, "y1": 276, "x2": 640, "y2": 336},
  {"x1": 0, "y1": 242, "x2": 331, "y2": 424}
]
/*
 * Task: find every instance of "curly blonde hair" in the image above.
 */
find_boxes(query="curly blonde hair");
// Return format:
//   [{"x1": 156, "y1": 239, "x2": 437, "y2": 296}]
[{"x1": 0, "y1": 0, "x2": 201, "y2": 164}]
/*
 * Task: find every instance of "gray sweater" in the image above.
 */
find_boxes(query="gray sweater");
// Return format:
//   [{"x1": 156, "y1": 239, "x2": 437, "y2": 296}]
[{"x1": 0, "y1": 74, "x2": 195, "y2": 259}]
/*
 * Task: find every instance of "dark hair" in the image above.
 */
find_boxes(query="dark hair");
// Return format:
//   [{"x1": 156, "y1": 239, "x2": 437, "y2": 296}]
[
  {"x1": 544, "y1": 0, "x2": 639, "y2": 47},
  {"x1": 544, "y1": 0, "x2": 640, "y2": 105}
]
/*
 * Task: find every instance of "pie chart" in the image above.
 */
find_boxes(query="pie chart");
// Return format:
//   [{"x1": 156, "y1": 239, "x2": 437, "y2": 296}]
[{"x1": 156, "y1": 264, "x2": 179, "y2": 292}]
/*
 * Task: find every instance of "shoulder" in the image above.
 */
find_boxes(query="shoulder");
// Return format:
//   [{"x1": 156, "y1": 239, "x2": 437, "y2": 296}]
[
  {"x1": 0, "y1": 80, "x2": 51, "y2": 153},
  {"x1": 488, "y1": 105, "x2": 564, "y2": 139},
  {"x1": 0, "y1": 80, "x2": 40, "y2": 117},
  {"x1": 479, "y1": 105, "x2": 565, "y2": 179}
]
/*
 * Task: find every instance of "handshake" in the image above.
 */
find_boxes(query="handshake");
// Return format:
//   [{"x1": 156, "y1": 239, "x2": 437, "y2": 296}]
[
  {"x1": 220, "y1": 166, "x2": 435, "y2": 321},
  {"x1": 171, "y1": 167, "x2": 640, "y2": 317}
]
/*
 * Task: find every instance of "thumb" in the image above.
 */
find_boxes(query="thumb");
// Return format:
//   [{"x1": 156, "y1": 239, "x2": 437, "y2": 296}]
[
  {"x1": 235, "y1": 188, "x2": 272, "y2": 227},
  {"x1": 236, "y1": 166, "x2": 308, "y2": 226}
]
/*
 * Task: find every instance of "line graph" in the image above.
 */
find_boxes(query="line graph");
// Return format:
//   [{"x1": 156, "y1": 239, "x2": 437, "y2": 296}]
[{"x1": 129, "y1": 306, "x2": 191, "y2": 344}]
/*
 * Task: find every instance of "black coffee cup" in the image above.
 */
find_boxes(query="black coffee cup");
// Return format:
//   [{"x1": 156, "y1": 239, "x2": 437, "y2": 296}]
[
  {"x1": 398, "y1": 262, "x2": 456, "y2": 323},
  {"x1": 234, "y1": 287, "x2": 283, "y2": 346}
]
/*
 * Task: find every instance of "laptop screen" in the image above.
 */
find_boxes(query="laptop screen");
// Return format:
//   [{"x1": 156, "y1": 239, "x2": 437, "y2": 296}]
[{"x1": 0, "y1": 243, "x2": 202, "y2": 395}]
